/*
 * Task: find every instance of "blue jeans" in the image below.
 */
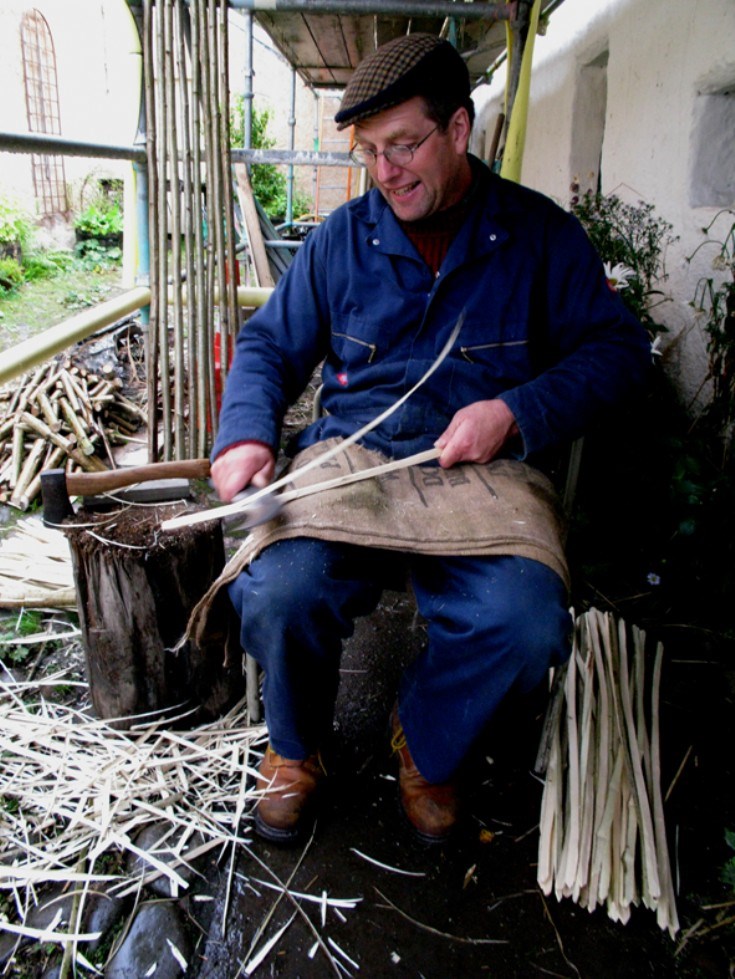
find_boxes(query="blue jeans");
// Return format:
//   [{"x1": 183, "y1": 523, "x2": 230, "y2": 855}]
[{"x1": 228, "y1": 537, "x2": 571, "y2": 784}]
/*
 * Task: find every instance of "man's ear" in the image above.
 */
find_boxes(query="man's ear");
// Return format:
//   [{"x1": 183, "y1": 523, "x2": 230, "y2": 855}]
[{"x1": 450, "y1": 107, "x2": 472, "y2": 154}]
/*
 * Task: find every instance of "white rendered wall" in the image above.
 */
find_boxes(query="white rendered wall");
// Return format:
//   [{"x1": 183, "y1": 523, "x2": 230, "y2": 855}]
[
  {"x1": 0, "y1": 0, "x2": 141, "y2": 237},
  {"x1": 472, "y1": 0, "x2": 735, "y2": 409}
]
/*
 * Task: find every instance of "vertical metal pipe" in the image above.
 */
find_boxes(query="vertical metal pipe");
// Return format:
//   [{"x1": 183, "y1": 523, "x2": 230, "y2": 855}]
[
  {"x1": 243, "y1": 9, "x2": 254, "y2": 155},
  {"x1": 286, "y1": 67, "x2": 296, "y2": 225},
  {"x1": 312, "y1": 90, "x2": 319, "y2": 211}
]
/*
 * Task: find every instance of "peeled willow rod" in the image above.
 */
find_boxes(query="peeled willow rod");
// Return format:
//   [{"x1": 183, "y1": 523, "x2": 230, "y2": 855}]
[
  {"x1": 176, "y1": 0, "x2": 198, "y2": 459},
  {"x1": 558, "y1": 638, "x2": 580, "y2": 894},
  {"x1": 155, "y1": 0, "x2": 173, "y2": 459},
  {"x1": 142, "y1": 0, "x2": 160, "y2": 462},
  {"x1": 585, "y1": 609, "x2": 612, "y2": 910},
  {"x1": 615, "y1": 615, "x2": 661, "y2": 905},
  {"x1": 649, "y1": 637, "x2": 679, "y2": 935},
  {"x1": 219, "y1": 2, "x2": 240, "y2": 374},
  {"x1": 197, "y1": 0, "x2": 220, "y2": 440},
  {"x1": 207, "y1": 0, "x2": 229, "y2": 410},
  {"x1": 572, "y1": 626, "x2": 596, "y2": 901},
  {"x1": 165, "y1": 0, "x2": 186, "y2": 458},
  {"x1": 189, "y1": 6, "x2": 209, "y2": 458}
]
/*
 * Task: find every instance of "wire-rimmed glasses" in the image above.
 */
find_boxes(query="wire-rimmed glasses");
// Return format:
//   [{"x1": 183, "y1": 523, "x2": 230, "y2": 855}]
[{"x1": 349, "y1": 125, "x2": 439, "y2": 168}]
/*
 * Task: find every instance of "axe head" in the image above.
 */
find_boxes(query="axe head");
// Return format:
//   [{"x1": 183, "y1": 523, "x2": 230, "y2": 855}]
[
  {"x1": 41, "y1": 469, "x2": 75, "y2": 527},
  {"x1": 224, "y1": 485, "x2": 283, "y2": 532}
]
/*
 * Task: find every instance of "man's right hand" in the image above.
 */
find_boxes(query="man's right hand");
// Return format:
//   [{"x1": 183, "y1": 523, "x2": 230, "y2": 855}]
[{"x1": 210, "y1": 443, "x2": 276, "y2": 502}]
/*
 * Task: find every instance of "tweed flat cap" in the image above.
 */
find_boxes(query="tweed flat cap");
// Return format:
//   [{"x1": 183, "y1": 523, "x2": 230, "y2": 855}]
[{"x1": 335, "y1": 33, "x2": 470, "y2": 130}]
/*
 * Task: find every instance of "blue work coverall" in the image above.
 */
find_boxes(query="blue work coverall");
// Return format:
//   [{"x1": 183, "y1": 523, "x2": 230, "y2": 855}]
[{"x1": 215, "y1": 158, "x2": 651, "y2": 782}]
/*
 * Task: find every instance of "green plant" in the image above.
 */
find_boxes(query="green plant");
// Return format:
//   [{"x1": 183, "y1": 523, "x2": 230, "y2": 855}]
[
  {"x1": 0, "y1": 609, "x2": 43, "y2": 664},
  {"x1": 722, "y1": 830, "x2": 735, "y2": 892},
  {"x1": 0, "y1": 198, "x2": 33, "y2": 251},
  {"x1": 22, "y1": 249, "x2": 75, "y2": 281},
  {"x1": 229, "y1": 99, "x2": 311, "y2": 222},
  {"x1": 571, "y1": 190, "x2": 678, "y2": 336},
  {"x1": 74, "y1": 239, "x2": 122, "y2": 271},
  {"x1": 62, "y1": 282, "x2": 113, "y2": 309},
  {"x1": 0, "y1": 256, "x2": 25, "y2": 294},
  {"x1": 74, "y1": 200, "x2": 123, "y2": 240},
  {"x1": 687, "y1": 209, "x2": 735, "y2": 465}
]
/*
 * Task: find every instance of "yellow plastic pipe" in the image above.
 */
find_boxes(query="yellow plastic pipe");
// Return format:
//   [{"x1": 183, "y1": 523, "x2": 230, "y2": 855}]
[
  {"x1": 0, "y1": 285, "x2": 274, "y2": 387},
  {"x1": 0, "y1": 287, "x2": 151, "y2": 387},
  {"x1": 500, "y1": 0, "x2": 542, "y2": 184}
]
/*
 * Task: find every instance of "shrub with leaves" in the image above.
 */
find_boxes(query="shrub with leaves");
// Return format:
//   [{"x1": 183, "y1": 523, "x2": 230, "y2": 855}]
[
  {"x1": 22, "y1": 250, "x2": 75, "y2": 281},
  {"x1": 572, "y1": 191, "x2": 677, "y2": 336},
  {"x1": 687, "y1": 210, "x2": 735, "y2": 464},
  {"x1": 0, "y1": 199, "x2": 33, "y2": 253},
  {"x1": 0, "y1": 256, "x2": 25, "y2": 294},
  {"x1": 74, "y1": 201, "x2": 123, "y2": 241},
  {"x1": 229, "y1": 98, "x2": 312, "y2": 222}
]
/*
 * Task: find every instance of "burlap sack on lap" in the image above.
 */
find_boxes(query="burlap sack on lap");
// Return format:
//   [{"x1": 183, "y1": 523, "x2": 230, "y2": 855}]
[{"x1": 186, "y1": 438, "x2": 569, "y2": 645}]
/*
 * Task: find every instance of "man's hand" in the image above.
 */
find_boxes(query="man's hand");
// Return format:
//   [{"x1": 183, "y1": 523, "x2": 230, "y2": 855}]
[
  {"x1": 210, "y1": 443, "x2": 276, "y2": 502},
  {"x1": 435, "y1": 399, "x2": 519, "y2": 469}
]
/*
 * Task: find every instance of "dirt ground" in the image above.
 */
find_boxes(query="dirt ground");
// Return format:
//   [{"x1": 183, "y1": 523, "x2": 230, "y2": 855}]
[
  {"x1": 3, "y1": 580, "x2": 732, "y2": 978},
  {"x1": 183, "y1": 590, "x2": 734, "y2": 979}
]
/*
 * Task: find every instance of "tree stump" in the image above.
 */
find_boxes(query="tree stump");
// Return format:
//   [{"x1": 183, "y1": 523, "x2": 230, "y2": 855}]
[{"x1": 64, "y1": 504, "x2": 243, "y2": 728}]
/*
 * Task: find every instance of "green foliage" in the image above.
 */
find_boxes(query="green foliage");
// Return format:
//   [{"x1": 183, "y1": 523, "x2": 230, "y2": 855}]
[
  {"x1": 74, "y1": 239, "x2": 122, "y2": 271},
  {"x1": 687, "y1": 210, "x2": 735, "y2": 463},
  {"x1": 22, "y1": 249, "x2": 75, "y2": 282},
  {"x1": 229, "y1": 98, "x2": 311, "y2": 222},
  {"x1": 0, "y1": 256, "x2": 25, "y2": 294},
  {"x1": 74, "y1": 200, "x2": 123, "y2": 240},
  {"x1": 722, "y1": 830, "x2": 735, "y2": 892},
  {"x1": 62, "y1": 281, "x2": 114, "y2": 309},
  {"x1": 0, "y1": 609, "x2": 43, "y2": 664},
  {"x1": 0, "y1": 198, "x2": 33, "y2": 249},
  {"x1": 572, "y1": 191, "x2": 678, "y2": 335}
]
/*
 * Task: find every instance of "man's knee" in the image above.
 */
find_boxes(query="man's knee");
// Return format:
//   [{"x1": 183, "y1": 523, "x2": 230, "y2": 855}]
[{"x1": 476, "y1": 558, "x2": 572, "y2": 682}]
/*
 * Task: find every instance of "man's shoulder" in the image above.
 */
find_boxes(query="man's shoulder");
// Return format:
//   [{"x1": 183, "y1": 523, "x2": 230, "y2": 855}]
[
  {"x1": 474, "y1": 162, "x2": 570, "y2": 223},
  {"x1": 320, "y1": 188, "x2": 387, "y2": 231}
]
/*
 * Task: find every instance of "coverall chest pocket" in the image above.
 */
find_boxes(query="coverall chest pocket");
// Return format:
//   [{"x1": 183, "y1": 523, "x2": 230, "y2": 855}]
[
  {"x1": 458, "y1": 334, "x2": 532, "y2": 385},
  {"x1": 331, "y1": 315, "x2": 381, "y2": 367}
]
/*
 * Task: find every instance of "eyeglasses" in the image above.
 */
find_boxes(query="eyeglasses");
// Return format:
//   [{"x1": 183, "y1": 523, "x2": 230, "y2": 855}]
[{"x1": 349, "y1": 126, "x2": 439, "y2": 168}]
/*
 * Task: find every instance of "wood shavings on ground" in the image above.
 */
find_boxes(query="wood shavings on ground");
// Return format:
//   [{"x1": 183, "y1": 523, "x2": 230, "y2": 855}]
[
  {"x1": 0, "y1": 679, "x2": 267, "y2": 952},
  {"x1": 536, "y1": 607, "x2": 680, "y2": 937},
  {"x1": 0, "y1": 516, "x2": 76, "y2": 608}
]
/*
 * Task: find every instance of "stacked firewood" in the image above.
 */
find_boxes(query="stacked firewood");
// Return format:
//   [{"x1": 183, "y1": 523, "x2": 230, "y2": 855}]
[{"x1": 0, "y1": 358, "x2": 147, "y2": 510}]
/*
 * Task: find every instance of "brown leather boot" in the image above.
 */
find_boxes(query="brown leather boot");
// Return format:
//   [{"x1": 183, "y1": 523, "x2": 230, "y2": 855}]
[
  {"x1": 390, "y1": 708, "x2": 458, "y2": 844},
  {"x1": 254, "y1": 745, "x2": 325, "y2": 843}
]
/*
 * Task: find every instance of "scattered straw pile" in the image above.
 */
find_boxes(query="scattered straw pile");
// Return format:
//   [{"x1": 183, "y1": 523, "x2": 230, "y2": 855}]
[
  {"x1": 0, "y1": 678, "x2": 266, "y2": 951},
  {"x1": 537, "y1": 608, "x2": 679, "y2": 936},
  {"x1": 0, "y1": 517, "x2": 75, "y2": 608}
]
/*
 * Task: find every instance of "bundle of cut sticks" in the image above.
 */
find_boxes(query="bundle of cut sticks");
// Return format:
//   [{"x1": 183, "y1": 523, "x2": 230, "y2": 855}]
[
  {"x1": 536, "y1": 608, "x2": 679, "y2": 936},
  {"x1": 0, "y1": 358, "x2": 146, "y2": 510}
]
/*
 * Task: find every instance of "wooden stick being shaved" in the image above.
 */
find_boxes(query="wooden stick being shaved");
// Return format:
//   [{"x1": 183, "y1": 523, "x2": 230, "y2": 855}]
[
  {"x1": 161, "y1": 312, "x2": 465, "y2": 532},
  {"x1": 162, "y1": 446, "x2": 440, "y2": 531}
]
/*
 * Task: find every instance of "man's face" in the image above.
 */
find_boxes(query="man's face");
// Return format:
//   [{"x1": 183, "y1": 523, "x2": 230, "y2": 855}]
[{"x1": 353, "y1": 96, "x2": 472, "y2": 222}]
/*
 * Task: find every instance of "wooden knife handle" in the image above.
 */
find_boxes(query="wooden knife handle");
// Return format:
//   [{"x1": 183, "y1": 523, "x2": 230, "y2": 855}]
[{"x1": 65, "y1": 458, "x2": 211, "y2": 497}]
